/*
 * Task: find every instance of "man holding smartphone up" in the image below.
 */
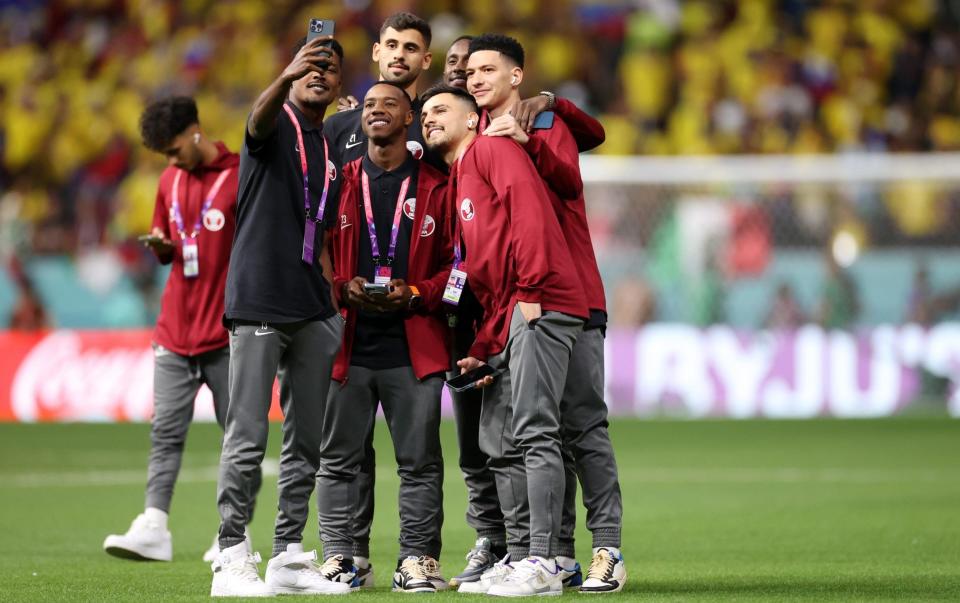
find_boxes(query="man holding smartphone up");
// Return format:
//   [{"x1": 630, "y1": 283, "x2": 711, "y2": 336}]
[
  {"x1": 210, "y1": 33, "x2": 350, "y2": 597},
  {"x1": 319, "y1": 80, "x2": 454, "y2": 593},
  {"x1": 104, "y1": 97, "x2": 261, "y2": 564},
  {"x1": 466, "y1": 33, "x2": 626, "y2": 594},
  {"x1": 421, "y1": 85, "x2": 588, "y2": 597}
]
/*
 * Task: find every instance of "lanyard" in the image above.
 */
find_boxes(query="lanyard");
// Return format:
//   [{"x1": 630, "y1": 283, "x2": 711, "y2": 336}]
[
  {"x1": 170, "y1": 168, "x2": 231, "y2": 239},
  {"x1": 282, "y1": 103, "x2": 331, "y2": 224},
  {"x1": 452, "y1": 143, "x2": 476, "y2": 269},
  {"x1": 361, "y1": 169, "x2": 411, "y2": 265}
]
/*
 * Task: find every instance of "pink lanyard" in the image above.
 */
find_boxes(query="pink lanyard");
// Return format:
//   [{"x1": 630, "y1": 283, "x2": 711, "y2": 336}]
[
  {"x1": 361, "y1": 169, "x2": 411, "y2": 266},
  {"x1": 282, "y1": 103, "x2": 330, "y2": 263},
  {"x1": 170, "y1": 168, "x2": 230, "y2": 239}
]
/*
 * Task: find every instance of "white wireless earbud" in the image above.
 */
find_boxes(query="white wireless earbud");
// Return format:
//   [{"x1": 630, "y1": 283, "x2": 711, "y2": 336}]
[
  {"x1": 467, "y1": 119, "x2": 475, "y2": 128},
  {"x1": 193, "y1": 132, "x2": 201, "y2": 144},
  {"x1": 511, "y1": 76, "x2": 518, "y2": 85}
]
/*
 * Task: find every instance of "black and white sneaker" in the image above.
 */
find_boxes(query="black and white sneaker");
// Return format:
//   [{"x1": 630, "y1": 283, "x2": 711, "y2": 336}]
[
  {"x1": 580, "y1": 547, "x2": 626, "y2": 594},
  {"x1": 318, "y1": 553, "x2": 359, "y2": 589},
  {"x1": 354, "y1": 556, "x2": 374, "y2": 588},
  {"x1": 392, "y1": 556, "x2": 436, "y2": 593},
  {"x1": 449, "y1": 537, "x2": 497, "y2": 587}
]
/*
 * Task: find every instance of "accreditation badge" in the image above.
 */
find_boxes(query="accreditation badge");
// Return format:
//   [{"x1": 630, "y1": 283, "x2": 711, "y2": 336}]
[
  {"x1": 374, "y1": 265, "x2": 392, "y2": 285},
  {"x1": 182, "y1": 237, "x2": 199, "y2": 278},
  {"x1": 443, "y1": 268, "x2": 467, "y2": 306}
]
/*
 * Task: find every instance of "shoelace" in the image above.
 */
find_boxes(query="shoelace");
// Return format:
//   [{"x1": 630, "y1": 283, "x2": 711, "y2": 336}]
[
  {"x1": 464, "y1": 545, "x2": 493, "y2": 569},
  {"x1": 319, "y1": 554, "x2": 348, "y2": 579},
  {"x1": 503, "y1": 559, "x2": 543, "y2": 584},
  {"x1": 420, "y1": 556, "x2": 442, "y2": 578},
  {"x1": 587, "y1": 550, "x2": 614, "y2": 580},
  {"x1": 482, "y1": 556, "x2": 513, "y2": 580},
  {"x1": 228, "y1": 552, "x2": 263, "y2": 582},
  {"x1": 401, "y1": 557, "x2": 429, "y2": 580}
]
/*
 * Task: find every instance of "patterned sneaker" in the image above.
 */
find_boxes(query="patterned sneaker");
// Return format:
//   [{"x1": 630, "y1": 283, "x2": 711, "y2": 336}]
[
  {"x1": 319, "y1": 554, "x2": 359, "y2": 589},
  {"x1": 210, "y1": 542, "x2": 274, "y2": 597},
  {"x1": 353, "y1": 556, "x2": 374, "y2": 588},
  {"x1": 449, "y1": 537, "x2": 497, "y2": 587},
  {"x1": 264, "y1": 546, "x2": 351, "y2": 595},
  {"x1": 580, "y1": 547, "x2": 626, "y2": 594},
  {"x1": 557, "y1": 556, "x2": 583, "y2": 589},
  {"x1": 103, "y1": 513, "x2": 172, "y2": 562},
  {"x1": 458, "y1": 554, "x2": 515, "y2": 594},
  {"x1": 488, "y1": 556, "x2": 562, "y2": 597},
  {"x1": 419, "y1": 555, "x2": 448, "y2": 591},
  {"x1": 392, "y1": 556, "x2": 436, "y2": 593}
]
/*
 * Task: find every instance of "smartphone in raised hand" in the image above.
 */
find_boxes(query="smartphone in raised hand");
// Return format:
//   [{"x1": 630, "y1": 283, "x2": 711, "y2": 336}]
[{"x1": 307, "y1": 19, "x2": 335, "y2": 43}]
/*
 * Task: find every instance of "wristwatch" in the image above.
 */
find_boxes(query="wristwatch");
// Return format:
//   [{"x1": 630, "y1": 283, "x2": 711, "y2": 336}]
[
  {"x1": 408, "y1": 284, "x2": 422, "y2": 310},
  {"x1": 539, "y1": 90, "x2": 556, "y2": 110}
]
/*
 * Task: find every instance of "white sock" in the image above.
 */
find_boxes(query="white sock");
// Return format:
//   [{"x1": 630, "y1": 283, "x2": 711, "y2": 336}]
[
  {"x1": 143, "y1": 507, "x2": 168, "y2": 529},
  {"x1": 354, "y1": 556, "x2": 370, "y2": 569},
  {"x1": 285, "y1": 542, "x2": 304, "y2": 553},
  {"x1": 556, "y1": 555, "x2": 577, "y2": 569}
]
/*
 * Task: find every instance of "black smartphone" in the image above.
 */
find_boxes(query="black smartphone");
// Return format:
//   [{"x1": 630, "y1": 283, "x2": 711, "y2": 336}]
[
  {"x1": 307, "y1": 18, "x2": 335, "y2": 43},
  {"x1": 533, "y1": 110, "x2": 555, "y2": 130},
  {"x1": 445, "y1": 364, "x2": 500, "y2": 392},
  {"x1": 363, "y1": 282, "x2": 390, "y2": 297}
]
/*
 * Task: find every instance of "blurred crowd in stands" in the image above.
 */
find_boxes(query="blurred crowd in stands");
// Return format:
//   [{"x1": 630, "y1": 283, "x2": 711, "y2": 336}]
[{"x1": 1, "y1": 0, "x2": 960, "y2": 328}]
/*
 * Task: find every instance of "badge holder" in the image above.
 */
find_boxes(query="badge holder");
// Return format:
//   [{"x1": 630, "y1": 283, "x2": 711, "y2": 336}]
[{"x1": 182, "y1": 237, "x2": 199, "y2": 278}]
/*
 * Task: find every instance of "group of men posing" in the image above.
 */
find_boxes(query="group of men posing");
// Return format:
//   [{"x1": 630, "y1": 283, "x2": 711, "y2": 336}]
[{"x1": 102, "y1": 12, "x2": 624, "y2": 598}]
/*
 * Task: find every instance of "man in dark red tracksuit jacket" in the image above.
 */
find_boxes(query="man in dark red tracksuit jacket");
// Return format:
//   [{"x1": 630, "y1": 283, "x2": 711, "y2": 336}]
[
  {"x1": 467, "y1": 33, "x2": 626, "y2": 595},
  {"x1": 440, "y1": 34, "x2": 613, "y2": 589},
  {"x1": 104, "y1": 96, "x2": 260, "y2": 564},
  {"x1": 319, "y1": 81, "x2": 454, "y2": 593},
  {"x1": 421, "y1": 84, "x2": 588, "y2": 597}
]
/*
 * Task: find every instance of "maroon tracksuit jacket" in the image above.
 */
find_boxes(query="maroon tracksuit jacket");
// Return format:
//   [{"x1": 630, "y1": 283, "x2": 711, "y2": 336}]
[
  {"x1": 150, "y1": 142, "x2": 238, "y2": 356},
  {"x1": 452, "y1": 136, "x2": 589, "y2": 361},
  {"x1": 331, "y1": 157, "x2": 454, "y2": 381}
]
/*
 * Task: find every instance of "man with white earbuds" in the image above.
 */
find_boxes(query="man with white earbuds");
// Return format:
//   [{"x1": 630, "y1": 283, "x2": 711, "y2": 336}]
[{"x1": 104, "y1": 96, "x2": 261, "y2": 563}]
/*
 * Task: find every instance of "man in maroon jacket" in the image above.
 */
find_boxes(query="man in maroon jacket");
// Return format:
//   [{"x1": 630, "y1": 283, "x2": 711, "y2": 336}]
[
  {"x1": 319, "y1": 81, "x2": 454, "y2": 593},
  {"x1": 103, "y1": 96, "x2": 260, "y2": 563},
  {"x1": 421, "y1": 84, "x2": 588, "y2": 597},
  {"x1": 466, "y1": 33, "x2": 626, "y2": 594},
  {"x1": 440, "y1": 34, "x2": 613, "y2": 589}
]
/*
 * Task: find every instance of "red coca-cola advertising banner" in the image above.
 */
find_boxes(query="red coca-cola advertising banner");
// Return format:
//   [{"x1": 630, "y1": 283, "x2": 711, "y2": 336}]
[{"x1": 0, "y1": 330, "x2": 283, "y2": 422}]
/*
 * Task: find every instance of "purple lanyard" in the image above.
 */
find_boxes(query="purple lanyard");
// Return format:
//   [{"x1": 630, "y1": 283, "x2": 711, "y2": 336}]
[
  {"x1": 361, "y1": 169, "x2": 411, "y2": 266},
  {"x1": 170, "y1": 168, "x2": 231, "y2": 239},
  {"x1": 282, "y1": 104, "x2": 330, "y2": 263}
]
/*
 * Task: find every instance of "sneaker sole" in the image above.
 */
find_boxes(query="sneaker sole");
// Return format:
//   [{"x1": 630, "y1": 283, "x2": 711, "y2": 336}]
[
  {"x1": 579, "y1": 576, "x2": 626, "y2": 594},
  {"x1": 210, "y1": 586, "x2": 274, "y2": 597},
  {"x1": 488, "y1": 590, "x2": 562, "y2": 597},
  {"x1": 104, "y1": 545, "x2": 170, "y2": 562},
  {"x1": 270, "y1": 585, "x2": 351, "y2": 595},
  {"x1": 391, "y1": 586, "x2": 436, "y2": 593}
]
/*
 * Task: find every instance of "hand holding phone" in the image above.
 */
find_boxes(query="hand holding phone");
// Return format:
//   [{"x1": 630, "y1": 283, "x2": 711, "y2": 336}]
[
  {"x1": 138, "y1": 232, "x2": 174, "y2": 252},
  {"x1": 307, "y1": 19, "x2": 336, "y2": 43},
  {"x1": 446, "y1": 363, "x2": 499, "y2": 392},
  {"x1": 363, "y1": 282, "x2": 391, "y2": 298}
]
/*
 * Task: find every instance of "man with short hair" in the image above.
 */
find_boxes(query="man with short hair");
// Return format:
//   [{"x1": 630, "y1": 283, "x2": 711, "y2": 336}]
[
  {"x1": 103, "y1": 96, "x2": 261, "y2": 564},
  {"x1": 466, "y1": 32, "x2": 626, "y2": 594},
  {"x1": 319, "y1": 80, "x2": 454, "y2": 593},
  {"x1": 422, "y1": 84, "x2": 589, "y2": 597},
  {"x1": 210, "y1": 36, "x2": 351, "y2": 597}
]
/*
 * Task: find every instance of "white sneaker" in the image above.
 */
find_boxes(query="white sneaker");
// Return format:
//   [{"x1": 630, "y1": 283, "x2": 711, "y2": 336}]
[
  {"x1": 488, "y1": 556, "x2": 562, "y2": 597},
  {"x1": 458, "y1": 554, "x2": 515, "y2": 594},
  {"x1": 580, "y1": 547, "x2": 626, "y2": 593},
  {"x1": 103, "y1": 513, "x2": 172, "y2": 561},
  {"x1": 210, "y1": 542, "x2": 274, "y2": 597},
  {"x1": 265, "y1": 545, "x2": 351, "y2": 595},
  {"x1": 204, "y1": 528, "x2": 253, "y2": 563}
]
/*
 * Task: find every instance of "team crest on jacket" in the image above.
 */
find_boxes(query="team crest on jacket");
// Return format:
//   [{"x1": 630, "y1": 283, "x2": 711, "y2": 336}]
[
  {"x1": 420, "y1": 215, "x2": 436, "y2": 237},
  {"x1": 203, "y1": 209, "x2": 226, "y2": 232},
  {"x1": 327, "y1": 160, "x2": 337, "y2": 181},
  {"x1": 340, "y1": 214, "x2": 351, "y2": 230},
  {"x1": 403, "y1": 197, "x2": 416, "y2": 220},
  {"x1": 460, "y1": 198, "x2": 475, "y2": 221},
  {"x1": 406, "y1": 141, "x2": 424, "y2": 160}
]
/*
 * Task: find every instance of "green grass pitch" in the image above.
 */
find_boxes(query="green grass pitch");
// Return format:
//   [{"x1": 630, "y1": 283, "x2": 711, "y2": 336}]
[{"x1": 1, "y1": 419, "x2": 958, "y2": 601}]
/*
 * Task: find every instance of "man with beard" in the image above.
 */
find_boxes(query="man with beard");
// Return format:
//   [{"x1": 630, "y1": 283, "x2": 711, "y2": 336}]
[
  {"x1": 318, "y1": 80, "x2": 454, "y2": 593},
  {"x1": 210, "y1": 36, "x2": 350, "y2": 597},
  {"x1": 464, "y1": 32, "x2": 626, "y2": 595},
  {"x1": 421, "y1": 85, "x2": 588, "y2": 597}
]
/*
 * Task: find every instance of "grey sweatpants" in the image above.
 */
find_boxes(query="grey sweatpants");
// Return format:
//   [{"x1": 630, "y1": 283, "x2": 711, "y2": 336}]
[
  {"x1": 448, "y1": 322, "x2": 506, "y2": 545},
  {"x1": 146, "y1": 344, "x2": 261, "y2": 518},
  {"x1": 557, "y1": 328, "x2": 623, "y2": 552},
  {"x1": 318, "y1": 365, "x2": 444, "y2": 561},
  {"x1": 479, "y1": 306, "x2": 582, "y2": 559},
  {"x1": 217, "y1": 316, "x2": 343, "y2": 552}
]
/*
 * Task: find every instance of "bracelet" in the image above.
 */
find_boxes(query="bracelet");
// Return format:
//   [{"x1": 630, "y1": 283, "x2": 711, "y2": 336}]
[{"x1": 539, "y1": 90, "x2": 556, "y2": 110}]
